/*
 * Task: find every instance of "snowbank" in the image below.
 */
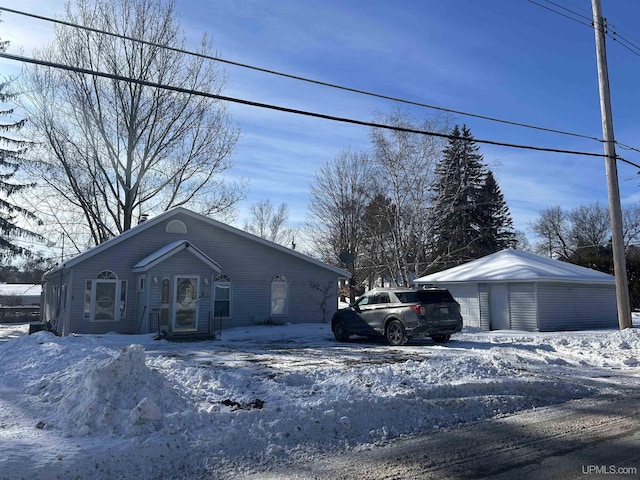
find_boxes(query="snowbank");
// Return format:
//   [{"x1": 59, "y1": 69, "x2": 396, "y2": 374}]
[{"x1": 0, "y1": 322, "x2": 638, "y2": 479}]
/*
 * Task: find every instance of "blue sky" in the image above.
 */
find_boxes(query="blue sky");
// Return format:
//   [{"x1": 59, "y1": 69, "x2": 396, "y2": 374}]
[{"x1": 2, "y1": 0, "x2": 640, "y2": 245}]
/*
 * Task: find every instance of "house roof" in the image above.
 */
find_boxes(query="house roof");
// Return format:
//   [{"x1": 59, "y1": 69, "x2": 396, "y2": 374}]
[
  {"x1": 46, "y1": 207, "x2": 351, "y2": 278},
  {"x1": 132, "y1": 240, "x2": 222, "y2": 273},
  {"x1": 414, "y1": 249, "x2": 616, "y2": 285}
]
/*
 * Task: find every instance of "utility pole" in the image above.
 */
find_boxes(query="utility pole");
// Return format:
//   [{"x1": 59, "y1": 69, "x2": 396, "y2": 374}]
[{"x1": 591, "y1": 0, "x2": 632, "y2": 330}]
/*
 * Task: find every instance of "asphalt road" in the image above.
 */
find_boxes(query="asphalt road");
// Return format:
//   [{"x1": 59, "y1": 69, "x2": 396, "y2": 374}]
[{"x1": 240, "y1": 383, "x2": 640, "y2": 480}]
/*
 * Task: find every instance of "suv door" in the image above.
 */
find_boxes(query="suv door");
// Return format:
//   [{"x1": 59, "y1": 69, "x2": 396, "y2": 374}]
[
  {"x1": 341, "y1": 294, "x2": 372, "y2": 335},
  {"x1": 358, "y1": 292, "x2": 390, "y2": 334}
]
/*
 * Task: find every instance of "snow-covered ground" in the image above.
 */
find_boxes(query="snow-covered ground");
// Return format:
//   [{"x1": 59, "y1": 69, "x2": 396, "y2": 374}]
[{"x1": 0, "y1": 319, "x2": 638, "y2": 480}]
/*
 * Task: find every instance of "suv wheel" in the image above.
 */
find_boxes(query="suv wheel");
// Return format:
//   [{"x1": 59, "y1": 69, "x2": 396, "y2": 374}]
[
  {"x1": 333, "y1": 319, "x2": 349, "y2": 342},
  {"x1": 431, "y1": 334, "x2": 451, "y2": 343},
  {"x1": 386, "y1": 319, "x2": 406, "y2": 346}
]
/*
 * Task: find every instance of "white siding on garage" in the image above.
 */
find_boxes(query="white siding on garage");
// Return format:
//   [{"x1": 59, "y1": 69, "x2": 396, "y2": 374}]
[
  {"x1": 441, "y1": 283, "x2": 481, "y2": 328},
  {"x1": 537, "y1": 283, "x2": 618, "y2": 331},
  {"x1": 414, "y1": 251, "x2": 618, "y2": 333},
  {"x1": 509, "y1": 283, "x2": 538, "y2": 331},
  {"x1": 479, "y1": 284, "x2": 490, "y2": 331}
]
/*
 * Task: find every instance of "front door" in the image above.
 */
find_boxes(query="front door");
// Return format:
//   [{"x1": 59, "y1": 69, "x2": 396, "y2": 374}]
[{"x1": 173, "y1": 276, "x2": 199, "y2": 332}]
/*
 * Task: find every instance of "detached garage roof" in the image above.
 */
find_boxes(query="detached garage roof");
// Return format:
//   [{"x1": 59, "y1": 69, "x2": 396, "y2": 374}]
[{"x1": 415, "y1": 249, "x2": 615, "y2": 284}]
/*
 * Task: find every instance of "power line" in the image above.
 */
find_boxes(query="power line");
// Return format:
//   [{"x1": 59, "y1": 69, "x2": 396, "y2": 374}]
[
  {"x1": 608, "y1": 28, "x2": 640, "y2": 57},
  {"x1": 527, "y1": 0, "x2": 592, "y2": 27},
  {"x1": 530, "y1": 0, "x2": 640, "y2": 57},
  {"x1": 527, "y1": 0, "x2": 640, "y2": 155},
  {"x1": 540, "y1": 0, "x2": 593, "y2": 23},
  {"x1": 555, "y1": 0, "x2": 593, "y2": 17},
  {"x1": 4, "y1": 50, "x2": 640, "y2": 170},
  {"x1": 0, "y1": 5, "x2": 605, "y2": 143}
]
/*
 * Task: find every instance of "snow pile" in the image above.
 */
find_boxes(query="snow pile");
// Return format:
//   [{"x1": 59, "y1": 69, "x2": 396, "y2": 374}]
[
  {"x1": 0, "y1": 322, "x2": 638, "y2": 479},
  {"x1": 25, "y1": 343, "x2": 189, "y2": 437}
]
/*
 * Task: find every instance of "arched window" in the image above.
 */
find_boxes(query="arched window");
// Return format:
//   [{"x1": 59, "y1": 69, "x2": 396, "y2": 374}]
[
  {"x1": 97, "y1": 270, "x2": 117, "y2": 279},
  {"x1": 84, "y1": 270, "x2": 127, "y2": 322},
  {"x1": 213, "y1": 274, "x2": 232, "y2": 318},
  {"x1": 166, "y1": 219, "x2": 187, "y2": 234},
  {"x1": 271, "y1": 274, "x2": 288, "y2": 316}
]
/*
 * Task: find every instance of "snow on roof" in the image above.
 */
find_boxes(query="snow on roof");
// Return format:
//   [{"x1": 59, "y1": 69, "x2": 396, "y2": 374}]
[
  {"x1": 0, "y1": 284, "x2": 42, "y2": 297},
  {"x1": 414, "y1": 249, "x2": 616, "y2": 284}
]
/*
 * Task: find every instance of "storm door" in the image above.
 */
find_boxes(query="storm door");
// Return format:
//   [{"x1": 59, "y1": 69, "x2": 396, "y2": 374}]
[{"x1": 173, "y1": 276, "x2": 199, "y2": 331}]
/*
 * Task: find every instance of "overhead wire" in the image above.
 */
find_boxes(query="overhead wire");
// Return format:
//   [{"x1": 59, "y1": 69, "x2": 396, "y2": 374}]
[
  {"x1": 528, "y1": 0, "x2": 640, "y2": 160},
  {"x1": 531, "y1": 0, "x2": 640, "y2": 59},
  {"x1": 608, "y1": 27, "x2": 640, "y2": 57},
  {"x1": 0, "y1": 5, "x2": 605, "y2": 143},
  {"x1": 3, "y1": 50, "x2": 640, "y2": 170},
  {"x1": 538, "y1": 0, "x2": 593, "y2": 23},
  {"x1": 526, "y1": 0, "x2": 592, "y2": 27},
  {"x1": 555, "y1": 0, "x2": 593, "y2": 17},
  {"x1": 1, "y1": 5, "x2": 639, "y2": 169}
]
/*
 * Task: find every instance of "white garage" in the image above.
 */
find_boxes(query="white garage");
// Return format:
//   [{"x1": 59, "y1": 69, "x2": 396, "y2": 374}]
[{"x1": 414, "y1": 249, "x2": 618, "y2": 332}]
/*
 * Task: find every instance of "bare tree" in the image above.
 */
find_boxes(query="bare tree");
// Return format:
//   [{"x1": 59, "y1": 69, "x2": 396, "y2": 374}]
[
  {"x1": 307, "y1": 149, "x2": 374, "y2": 301},
  {"x1": 569, "y1": 202, "x2": 610, "y2": 249},
  {"x1": 243, "y1": 199, "x2": 294, "y2": 247},
  {"x1": 309, "y1": 280, "x2": 334, "y2": 323},
  {"x1": 369, "y1": 110, "x2": 447, "y2": 285},
  {"x1": 21, "y1": 0, "x2": 243, "y2": 245},
  {"x1": 514, "y1": 230, "x2": 532, "y2": 252},
  {"x1": 622, "y1": 205, "x2": 640, "y2": 248},
  {"x1": 532, "y1": 202, "x2": 640, "y2": 259},
  {"x1": 531, "y1": 206, "x2": 572, "y2": 259}
]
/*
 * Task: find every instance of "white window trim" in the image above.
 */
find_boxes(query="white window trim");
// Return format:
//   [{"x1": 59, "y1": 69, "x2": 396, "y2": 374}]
[
  {"x1": 213, "y1": 275, "x2": 232, "y2": 319},
  {"x1": 270, "y1": 274, "x2": 288, "y2": 316},
  {"x1": 85, "y1": 272, "x2": 127, "y2": 322}
]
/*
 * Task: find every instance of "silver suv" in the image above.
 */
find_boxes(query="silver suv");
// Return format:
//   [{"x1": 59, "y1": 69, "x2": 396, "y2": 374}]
[{"x1": 332, "y1": 287, "x2": 463, "y2": 346}]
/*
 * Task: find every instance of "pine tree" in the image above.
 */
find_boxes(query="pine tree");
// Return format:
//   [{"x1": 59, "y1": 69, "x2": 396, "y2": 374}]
[
  {"x1": 429, "y1": 125, "x2": 486, "y2": 269},
  {"x1": 475, "y1": 170, "x2": 517, "y2": 255},
  {"x1": 0, "y1": 30, "x2": 40, "y2": 260}
]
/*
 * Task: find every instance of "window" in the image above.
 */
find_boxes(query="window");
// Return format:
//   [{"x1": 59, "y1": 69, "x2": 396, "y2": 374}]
[
  {"x1": 83, "y1": 270, "x2": 127, "y2": 322},
  {"x1": 166, "y1": 219, "x2": 187, "y2": 234},
  {"x1": 214, "y1": 274, "x2": 231, "y2": 318},
  {"x1": 356, "y1": 295, "x2": 371, "y2": 306},
  {"x1": 271, "y1": 274, "x2": 288, "y2": 316},
  {"x1": 377, "y1": 293, "x2": 390, "y2": 304},
  {"x1": 417, "y1": 290, "x2": 455, "y2": 304}
]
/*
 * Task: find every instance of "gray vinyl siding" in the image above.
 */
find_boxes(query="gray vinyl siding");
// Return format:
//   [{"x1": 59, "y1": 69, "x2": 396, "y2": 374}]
[
  {"x1": 508, "y1": 283, "x2": 538, "y2": 331},
  {"x1": 46, "y1": 211, "x2": 343, "y2": 335},
  {"x1": 135, "y1": 274, "x2": 149, "y2": 333},
  {"x1": 140, "y1": 250, "x2": 214, "y2": 334},
  {"x1": 478, "y1": 284, "x2": 490, "y2": 331},
  {"x1": 537, "y1": 282, "x2": 618, "y2": 331}
]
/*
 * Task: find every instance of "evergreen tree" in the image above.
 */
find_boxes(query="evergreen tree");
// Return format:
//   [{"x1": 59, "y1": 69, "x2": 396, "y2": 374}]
[
  {"x1": 429, "y1": 125, "x2": 486, "y2": 269},
  {"x1": 475, "y1": 170, "x2": 517, "y2": 255},
  {"x1": 0, "y1": 30, "x2": 40, "y2": 260}
]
